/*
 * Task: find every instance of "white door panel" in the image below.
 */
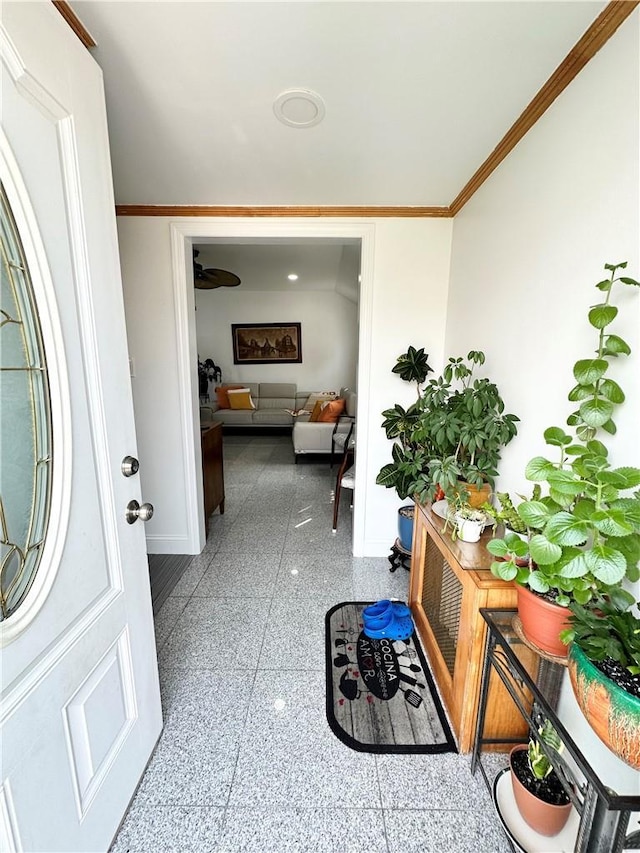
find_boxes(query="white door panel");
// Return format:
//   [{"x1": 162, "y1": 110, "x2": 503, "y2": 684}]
[{"x1": 1, "y1": 4, "x2": 161, "y2": 851}]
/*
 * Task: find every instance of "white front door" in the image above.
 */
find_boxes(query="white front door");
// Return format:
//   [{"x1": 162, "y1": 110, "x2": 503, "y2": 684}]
[{"x1": 1, "y1": 4, "x2": 161, "y2": 851}]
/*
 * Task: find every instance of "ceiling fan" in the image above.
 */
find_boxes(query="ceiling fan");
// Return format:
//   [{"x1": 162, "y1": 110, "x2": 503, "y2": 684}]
[{"x1": 193, "y1": 249, "x2": 241, "y2": 290}]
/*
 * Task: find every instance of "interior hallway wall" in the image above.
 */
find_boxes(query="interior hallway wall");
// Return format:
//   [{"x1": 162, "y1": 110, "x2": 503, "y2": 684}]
[
  {"x1": 117, "y1": 216, "x2": 453, "y2": 555},
  {"x1": 445, "y1": 11, "x2": 640, "y2": 788},
  {"x1": 445, "y1": 14, "x2": 639, "y2": 498},
  {"x1": 195, "y1": 287, "x2": 358, "y2": 393}
]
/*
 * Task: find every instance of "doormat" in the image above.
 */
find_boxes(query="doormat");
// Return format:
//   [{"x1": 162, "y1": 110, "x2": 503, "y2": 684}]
[{"x1": 325, "y1": 602, "x2": 457, "y2": 754}]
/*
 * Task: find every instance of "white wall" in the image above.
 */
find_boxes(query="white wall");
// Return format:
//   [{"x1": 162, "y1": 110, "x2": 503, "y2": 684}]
[
  {"x1": 118, "y1": 218, "x2": 193, "y2": 553},
  {"x1": 195, "y1": 287, "x2": 358, "y2": 392},
  {"x1": 446, "y1": 15, "x2": 640, "y2": 502},
  {"x1": 366, "y1": 219, "x2": 453, "y2": 553},
  {"x1": 445, "y1": 12, "x2": 639, "y2": 790},
  {"x1": 117, "y1": 216, "x2": 453, "y2": 554}
]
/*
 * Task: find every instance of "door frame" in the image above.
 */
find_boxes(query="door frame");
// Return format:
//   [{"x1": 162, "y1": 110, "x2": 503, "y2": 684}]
[{"x1": 168, "y1": 219, "x2": 375, "y2": 556}]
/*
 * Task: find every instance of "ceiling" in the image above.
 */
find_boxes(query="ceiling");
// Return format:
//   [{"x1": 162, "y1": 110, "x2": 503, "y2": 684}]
[
  {"x1": 73, "y1": 1, "x2": 607, "y2": 209},
  {"x1": 193, "y1": 239, "x2": 360, "y2": 297}
]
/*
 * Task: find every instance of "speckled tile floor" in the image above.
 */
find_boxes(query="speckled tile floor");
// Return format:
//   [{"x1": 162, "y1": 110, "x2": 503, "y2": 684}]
[{"x1": 111, "y1": 435, "x2": 512, "y2": 853}]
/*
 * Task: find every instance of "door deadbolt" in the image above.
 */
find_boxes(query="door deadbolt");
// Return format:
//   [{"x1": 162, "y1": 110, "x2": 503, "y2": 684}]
[
  {"x1": 125, "y1": 500, "x2": 154, "y2": 524},
  {"x1": 121, "y1": 456, "x2": 140, "y2": 477}
]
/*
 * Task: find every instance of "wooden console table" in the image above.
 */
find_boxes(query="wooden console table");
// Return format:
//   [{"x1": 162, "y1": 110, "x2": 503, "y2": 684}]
[
  {"x1": 200, "y1": 421, "x2": 225, "y2": 527},
  {"x1": 408, "y1": 501, "x2": 532, "y2": 752}
]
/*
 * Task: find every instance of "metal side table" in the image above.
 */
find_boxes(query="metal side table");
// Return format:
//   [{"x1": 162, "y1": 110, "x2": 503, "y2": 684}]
[{"x1": 471, "y1": 608, "x2": 640, "y2": 853}]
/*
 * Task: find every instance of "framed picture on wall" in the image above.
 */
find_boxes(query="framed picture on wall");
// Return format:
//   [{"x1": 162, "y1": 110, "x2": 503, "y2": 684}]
[{"x1": 231, "y1": 322, "x2": 302, "y2": 365}]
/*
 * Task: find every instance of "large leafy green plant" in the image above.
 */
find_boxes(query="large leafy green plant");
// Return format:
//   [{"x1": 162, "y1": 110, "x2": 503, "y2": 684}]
[
  {"x1": 401, "y1": 352, "x2": 519, "y2": 504},
  {"x1": 377, "y1": 348, "x2": 518, "y2": 504},
  {"x1": 413, "y1": 351, "x2": 518, "y2": 501},
  {"x1": 376, "y1": 346, "x2": 434, "y2": 499},
  {"x1": 488, "y1": 262, "x2": 640, "y2": 607},
  {"x1": 377, "y1": 348, "x2": 518, "y2": 503}
]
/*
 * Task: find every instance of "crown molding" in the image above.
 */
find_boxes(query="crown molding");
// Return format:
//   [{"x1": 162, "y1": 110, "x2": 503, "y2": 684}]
[
  {"x1": 449, "y1": 0, "x2": 639, "y2": 215},
  {"x1": 114, "y1": 205, "x2": 453, "y2": 219},
  {"x1": 52, "y1": 2, "x2": 96, "y2": 48}
]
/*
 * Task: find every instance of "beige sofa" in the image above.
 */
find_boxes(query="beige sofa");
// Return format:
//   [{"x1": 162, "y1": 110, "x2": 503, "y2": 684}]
[
  {"x1": 200, "y1": 382, "x2": 307, "y2": 427},
  {"x1": 200, "y1": 384, "x2": 356, "y2": 458},
  {"x1": 292, "y1": 388, "x2": 356, "y2": 457}
]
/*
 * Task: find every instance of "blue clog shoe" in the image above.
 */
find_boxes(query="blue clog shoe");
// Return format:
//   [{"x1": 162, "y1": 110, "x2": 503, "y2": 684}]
[
  {"x1": 362, "y1": 608, "x2": 414, "y2": 641},
  {"x1": 362, "y1": 599, "x2": 411, "y2": 623}
]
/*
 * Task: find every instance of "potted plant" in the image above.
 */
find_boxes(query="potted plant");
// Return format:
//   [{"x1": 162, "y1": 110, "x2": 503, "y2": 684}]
[
  {"x1": 482, "y1": 491, "x2": 536, "y2": 539},
  {"x1": 377, "y1": 348, "x2": 519, "y2": 533},
  {"x1": 488, "y1": 262, "x2": 640, "y2": 656},
  {"x1": 561, "y1": 595, "x2": 640, "y2": 769},
  {"x1": 509, "y1": 720, "x2": 573, "y2": 837},
  {"x1": 409, "y1": 350, "x2": 519, "y2": 509},
  {"x1": 376, "y1": 345, "x2": 434, "y2": 549},
  {"x1": 452, "y1": 501, "x2": 487, "y2": 543},
  {"x1": 198, "y1": 356, "x2": 221, "y2": 400}
]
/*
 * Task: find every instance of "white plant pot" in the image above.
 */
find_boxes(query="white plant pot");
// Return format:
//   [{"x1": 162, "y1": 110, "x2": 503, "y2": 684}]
[
  {"x1": 455, "y1": 515, "x2": 483, "y2": 543},
  {"x1": 504, "y1": 526, "x2": 528, "y2": 543}
]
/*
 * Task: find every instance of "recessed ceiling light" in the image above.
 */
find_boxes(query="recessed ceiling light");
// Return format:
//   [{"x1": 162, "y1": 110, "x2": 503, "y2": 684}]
[
  {"x1": 273, "y1": 89, "x2": 326, "y2": 128},
  {"x1": 288, "y1": 273, "x2": 299, "y2": 281}
]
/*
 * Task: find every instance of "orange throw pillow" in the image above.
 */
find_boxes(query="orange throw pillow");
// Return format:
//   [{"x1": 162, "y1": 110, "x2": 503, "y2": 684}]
[
  {"x1": 309, "y1": 400, "x2": 325, "y2": 422},
  {"x1": 227, "y1": 388, "x2": 256, "y2": 410},
  {"x1": 215, "y1": 385, "x2": 243, "y2": 409},
  {"x1": 317, "y1": 399, "x2": 345, "y2": 423}
]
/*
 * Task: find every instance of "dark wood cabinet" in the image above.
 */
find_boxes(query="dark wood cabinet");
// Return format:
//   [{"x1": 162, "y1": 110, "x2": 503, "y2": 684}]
[{"x1": 200, "y1": 421, "x2": 225, "y2": 526}]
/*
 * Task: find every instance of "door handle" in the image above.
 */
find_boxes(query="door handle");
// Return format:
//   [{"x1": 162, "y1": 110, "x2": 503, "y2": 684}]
[
  {"x1": 125, "y1": 500, "x2": 154, "y2": 524},
  {"x1": 121, "y1": 456, "x2": 140, "y2": 477}
]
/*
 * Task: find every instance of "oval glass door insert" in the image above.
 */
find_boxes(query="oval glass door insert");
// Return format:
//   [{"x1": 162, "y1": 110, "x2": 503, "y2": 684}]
[{"x1": 0, "y1": 183, "x2": 53, "y2": 620}]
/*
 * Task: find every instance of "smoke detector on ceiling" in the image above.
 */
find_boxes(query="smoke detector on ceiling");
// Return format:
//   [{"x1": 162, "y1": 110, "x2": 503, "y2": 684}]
[{"x1": 273, "y1": 89, "x2": 325, "y2": 128}]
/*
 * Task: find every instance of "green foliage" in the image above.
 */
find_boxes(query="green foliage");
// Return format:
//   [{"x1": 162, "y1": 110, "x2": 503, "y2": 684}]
[
  {"x1": 528, "y1": 721, "x2": 564, "y2": 781},
  {"x1": 489, "y1": 263, "x2": 640, "y2": 607},
  {"x1": 376, "y1": 346, "x2": 435, "y2": 499},
  {"x1": 561, "y1": 595, "x2": 640, "y2": 675},
  {"x1": 376, "y1": 347, "x2": 519, "y2": 503},
  {"x1": 417, "y1": 352, "x2": 519, "y2": 496},
  {"x1": 454, "y1": 503, "x2": 485, "y2": 522},
  {"x1": 482, "y1": 490, "x2": 541, "y2": 534},
  {"x1": 391, "y1": 345, "x2": 434, "y2": 385}
]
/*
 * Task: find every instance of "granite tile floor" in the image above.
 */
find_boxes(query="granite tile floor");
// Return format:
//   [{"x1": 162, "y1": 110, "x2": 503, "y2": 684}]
[{"x1": 112, "y1": 434, "x2": 512, "y2": 853}]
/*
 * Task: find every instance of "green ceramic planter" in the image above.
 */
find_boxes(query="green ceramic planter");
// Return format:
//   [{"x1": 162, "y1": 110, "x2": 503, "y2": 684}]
[{"x1": 568, "y1": 644, "x2": 640, "y2": 770}]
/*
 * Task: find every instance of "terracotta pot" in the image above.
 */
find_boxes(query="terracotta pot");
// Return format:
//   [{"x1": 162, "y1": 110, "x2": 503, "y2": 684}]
[
  {"x1": 458, "y1": 480, "x2": 492, "y2": 509},
  {"x1": 509, "y1": 746, "x2": 572, "y2": 837},
  {"x1": 568, "y1": 644, "x2": 640, "y2": 770},
  {"x1": 517, "y1": 585, "x2": 570, "y2": 657}
]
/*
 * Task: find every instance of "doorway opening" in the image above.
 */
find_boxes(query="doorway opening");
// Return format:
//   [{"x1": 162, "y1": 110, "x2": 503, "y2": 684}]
[{"x1": 169, "y1": 220, "x2": 376, "y2": 557}]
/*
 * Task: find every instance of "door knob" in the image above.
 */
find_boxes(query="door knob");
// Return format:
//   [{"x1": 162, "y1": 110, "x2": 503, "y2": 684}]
[
  {"x1": 125, "y1": 499, "x2": 154, "y2": 524},
  {"x1": 121, "y1": 456, "x2": 140, "y2": 477}
]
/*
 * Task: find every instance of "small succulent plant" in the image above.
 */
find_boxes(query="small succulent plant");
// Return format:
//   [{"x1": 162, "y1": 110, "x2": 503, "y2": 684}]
[
  {"x1": 482, "y1": 491, "x2": 540, "y2": 535},
  {"x1": 528, "y1": 720, "x2": 564, "y2": 781}
]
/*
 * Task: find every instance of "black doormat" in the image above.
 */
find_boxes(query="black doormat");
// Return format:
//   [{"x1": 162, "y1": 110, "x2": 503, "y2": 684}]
[{"x1": 325, "y1": 602, "x2": 457, "y2": 754}]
